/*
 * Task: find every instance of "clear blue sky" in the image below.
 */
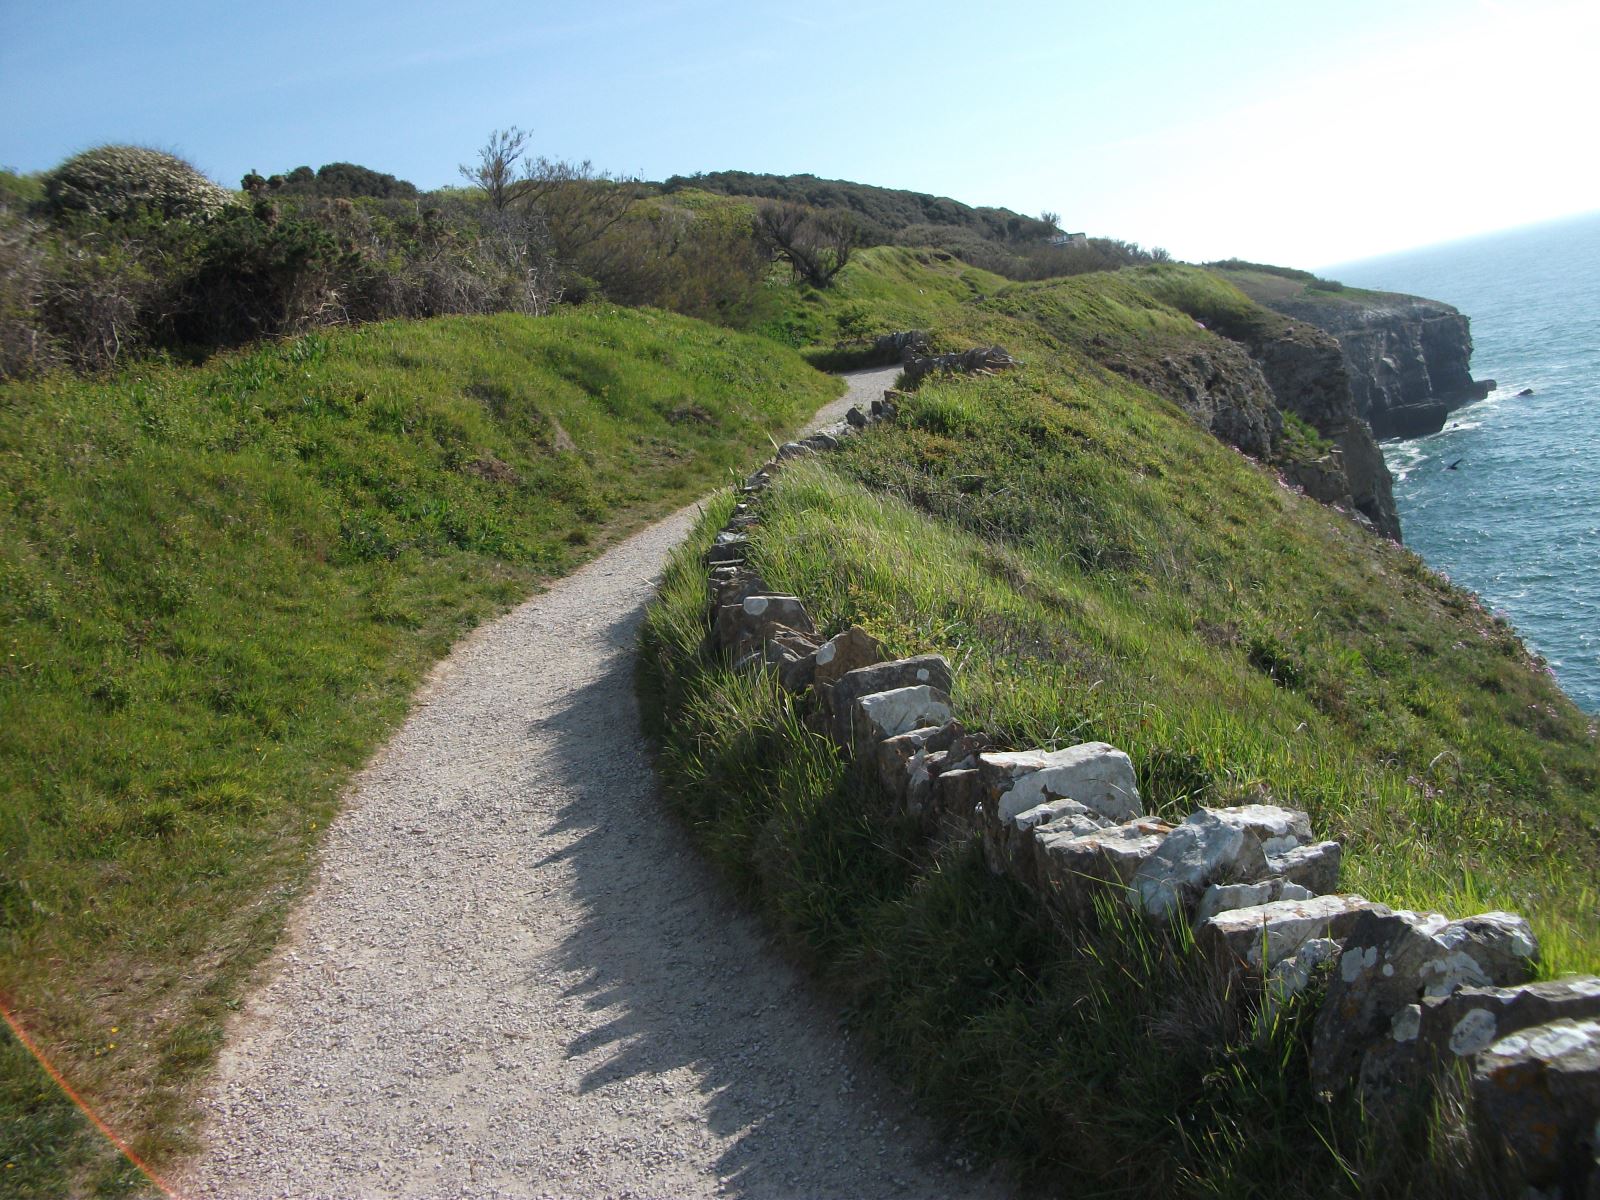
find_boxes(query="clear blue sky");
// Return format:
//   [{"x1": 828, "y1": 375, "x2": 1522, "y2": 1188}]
[{"x1": 3, "y1": 0, "x2": 1596, "y2": 266}]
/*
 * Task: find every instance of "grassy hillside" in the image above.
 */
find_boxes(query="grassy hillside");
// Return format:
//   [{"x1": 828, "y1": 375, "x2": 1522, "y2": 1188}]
[
  {"x1": 0, "y1": 307, "x2": 837, "y2": 1195},
  {"x1": 642, "y1": 261, "x2": 1599, "y2": 1194},
  {"x1": 754, "y1": 244, "x2": 1010, "y2": 353}
]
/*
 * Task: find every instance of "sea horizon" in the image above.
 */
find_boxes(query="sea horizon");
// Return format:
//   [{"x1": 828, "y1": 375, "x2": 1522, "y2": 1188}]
[{"x1": 1330, "y1": 211, "x2": 1600, "y2": 713}]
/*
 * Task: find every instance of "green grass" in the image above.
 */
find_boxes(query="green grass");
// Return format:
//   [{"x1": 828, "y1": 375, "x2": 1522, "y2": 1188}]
[
  {"x1": 758, "y1": 373, "x2": 1599, "y2": 971},
  {"x1": 0, "y1": 306, "x2": 837, "y2": 1195},
  {"x1": 640, "y1": 319, "x2": 1597, "y2": 1191},
  {"x1": 753, "y1": 244, "x2": 1010, "y2": 351},
  {"x1": 1210, "y1": 265, "x2": 1411, "y2": 310}
]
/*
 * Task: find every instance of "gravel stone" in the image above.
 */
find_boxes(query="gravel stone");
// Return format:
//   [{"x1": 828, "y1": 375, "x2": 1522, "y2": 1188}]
[{"x1": 180, "y1": 368, "x2": 1006, "y2": 1198}]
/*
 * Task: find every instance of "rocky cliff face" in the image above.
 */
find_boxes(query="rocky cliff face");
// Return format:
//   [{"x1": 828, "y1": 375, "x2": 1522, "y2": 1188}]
[
  {"x1": 1098, "y1": 340, "x2": 1281, "y2": 462},
  {"x1": 1238, "y1": 319, "x2": 1401, "y2": 541},
  {"x1": 1261, "y1": 294, "x2": 1492, "y2": 440},
  {"x1": 1090, "y1": 316, "x2": 1401, "y2": 541}
]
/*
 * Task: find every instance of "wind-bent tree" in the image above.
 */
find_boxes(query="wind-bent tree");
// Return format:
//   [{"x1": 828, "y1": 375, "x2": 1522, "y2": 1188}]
[{"x1": 755, "y1": 201, "x2": 857, "y2": 288}]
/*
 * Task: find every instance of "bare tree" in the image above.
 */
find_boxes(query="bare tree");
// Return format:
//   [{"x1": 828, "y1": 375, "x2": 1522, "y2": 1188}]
[
  {"x1": 520, "y1": 157, "x2": 642, "y2": 276},
  {"x1": 755, "y1": 201, "x2": 856, "y2": 288},
  {"x1": 460, "y1": 127, "x2": 532, "y2": 211},
  {"x1": 462, "y1": 129, "x2": 645, "y2": 286}
]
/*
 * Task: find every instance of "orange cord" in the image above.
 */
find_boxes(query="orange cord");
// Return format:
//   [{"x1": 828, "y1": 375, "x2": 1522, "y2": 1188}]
[{"x1": 0, "y1": 993, "x2": 183, "y2": 1199}]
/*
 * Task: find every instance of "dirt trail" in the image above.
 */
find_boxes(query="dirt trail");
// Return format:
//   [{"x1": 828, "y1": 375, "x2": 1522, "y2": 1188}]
[{"x1": 181, "y1": 367, "x2": 1006, "y2": 1199}]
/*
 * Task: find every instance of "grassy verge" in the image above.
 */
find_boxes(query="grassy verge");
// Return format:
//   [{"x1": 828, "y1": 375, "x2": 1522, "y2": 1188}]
[
  {"x1": 640, "y1": 361, "x2": 1597, "y2": 1194},
  {"x1": 0, "y1": 306, "x2": 837, "y2": 1195}
]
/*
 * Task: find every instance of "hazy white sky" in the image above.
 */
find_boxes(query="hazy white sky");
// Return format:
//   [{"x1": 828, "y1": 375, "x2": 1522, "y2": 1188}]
[{"x1": 2, "y1": 0, "x2": 1595, "y2": 267}]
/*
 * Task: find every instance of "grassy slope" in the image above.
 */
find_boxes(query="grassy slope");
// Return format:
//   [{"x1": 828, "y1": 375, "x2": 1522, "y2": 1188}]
[
  {"x1": 0, "y1": 307, "x2": 837, "y2": 1195},
  {"x1": 642, "y1": 254, "x2": 1599, "y2": 1194},
  {"x1": 1210, "y1": 264, "x2": 1415, "y2": 311},
  {"x1": 752, "y1": 244, "x2": 1009, "y2": 353},
  {"x1": 708, "y1": 250, "x2": 1600, "y2": 959}
]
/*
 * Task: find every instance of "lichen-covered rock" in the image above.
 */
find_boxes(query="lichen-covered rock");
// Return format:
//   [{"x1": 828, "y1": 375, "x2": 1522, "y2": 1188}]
[
  {"x1": 705, "y1": 537, "x2": 749, "y2": 566},
  {"x1": 801, "y1": 431, "x2": 838, "y2": 452},
  {"x1": 1311, "y1": 908, "x2": 1540, "y2": 1093},
  {"x1": 1265, "y1": 840, "x2": 1343, "y2": 895},
  {"x1": 813, "y1": 626, "x2": 884, "y2": 691},
  {"x1": 849, "y1": 686, "x2": 953, "y2": 753},
  {"x1": 1033, "y1": 817, "x2": 1173, "y2": 906},
  {"x1": 977, "y1": 744, "x2": 1141, "y2": 826},
  {"x1": 1430, "y1": 978, "x2": 1600, "y2": 1061},
  {"x1": 1017, "y1": 798, "x2": 1113, "y2": 839},
  {"x1": 904, "y1": 729, "x2": 989, "y2": 818},
  {"x1": 1198, "y1": 894, "x2": 1385, "y2": 973},
  {"x1": 876, "y1": 722, "x2": 962, "y2": 803},
  {"x1": 987, "y1": 798, "x2": 1113, "y2": 881},
  {"x1": 928, "y1": 766, "x2": 981, "y2": 831},
  {"x1": 1360, "y1": 976, "x2": 1600, "y2": 1111},
  {"x1": 828, "y1": 655, "x2": 953, "y2": 743},
  {"x1": 761, "y1": 626, "x2": 822, "y2": 693},
  {"x1": 1194, "y1": 878, "x2": 1315, "y2": 926},
  {"x1": 714, "y1": 594, "x2": 815, "y2": 656},
  {"x1": 1267, "y1": 938, "x2": 1343, "y2": 1005},
  {"x1": 709, "y1": 566, "x2": 766, "y2": 608},
  {"x1": 1472, "y1": 1017, "x2": 1600, "y2": 1193},
  {"x1": 1129, "y1": 804, "x2": 1313, "y2": 921}
]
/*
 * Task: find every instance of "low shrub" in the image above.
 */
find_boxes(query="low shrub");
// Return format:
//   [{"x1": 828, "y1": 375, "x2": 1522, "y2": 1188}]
[{"x1": 41, "y1": 145, "x2": 231, "y2": 223}]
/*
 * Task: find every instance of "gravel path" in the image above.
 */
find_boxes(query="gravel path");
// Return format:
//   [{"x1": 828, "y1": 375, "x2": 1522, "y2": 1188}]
[{"x1": 181, "y1": 367, "x2": 1006, "y2": 1199}]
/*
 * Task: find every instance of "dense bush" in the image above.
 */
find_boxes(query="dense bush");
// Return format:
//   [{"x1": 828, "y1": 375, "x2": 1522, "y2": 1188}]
[
  {"x1": 0, "y1": 175, "x2": 561, "y2": 375},
  {"x1": 664, "y1": 169, "x2": 1057, "y2": 246},
  {"x1": 266, "y1": 161, "x2": 420, "y2": 199},
  {"x1": 2, "y1": 148, "x2": 1168, "y2": 382},
  {"x1": 577, "y1": 197, "x2": 769, "y2": 324},
  {"x1": 41, "y1": 145, "x2": 231, "y2": 223}
]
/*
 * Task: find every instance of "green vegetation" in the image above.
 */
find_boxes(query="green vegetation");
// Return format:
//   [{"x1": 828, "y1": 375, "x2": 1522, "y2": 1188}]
[
  {"x1": 643, "y1": 370, "x2": 1597, "y2": 1194},
  {"x1": 254, "y1": 161, "x2": 420, "y2": 199},
  {"x1": 1, "y1": 147, "x2": 1169, "y2": 385},
  {"x1": 0, "y1": 307, "x2": 837, "y2": 1194},
  {"x1": 663, "y1": 169, "x2": 1172, "y2": 280},
  {"x1": 6, "y1": 139, "x2": 1592, "y2": 1195},
  {"x1": 752, "y1": 245, "x2": 1009, "y2": 354},
  {"x1": 663, "y1": 168, "x2": 1058, "y2": 244},
  {"x1": 41, "y1": 146, "x2": 231, "y2": 224},
  {"x1": 1208, "y1": 262, "x2": 1398, "y2": 309},
  {"x1": 641, "y1": 246, "x2": 1597, "y2": 1193}
]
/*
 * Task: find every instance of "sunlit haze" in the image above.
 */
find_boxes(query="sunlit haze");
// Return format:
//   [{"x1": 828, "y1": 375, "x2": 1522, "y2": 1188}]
[{"x1": 2, "y1": 0, "x2": 1595, "y2": 267}]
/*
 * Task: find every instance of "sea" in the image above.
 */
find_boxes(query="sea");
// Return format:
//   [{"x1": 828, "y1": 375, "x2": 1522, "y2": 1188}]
[{"x1": 1327, "y1": 210, "x2": 1600, "y2": 714}]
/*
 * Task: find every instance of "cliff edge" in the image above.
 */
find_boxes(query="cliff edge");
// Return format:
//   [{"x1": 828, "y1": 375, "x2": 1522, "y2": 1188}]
[
  {"x1": 1215, "y1": 266, "x2": 1494, "y2": 439},
  {"x1": 1118, "y1": 267, "x2": 1402, "y2": 540}
]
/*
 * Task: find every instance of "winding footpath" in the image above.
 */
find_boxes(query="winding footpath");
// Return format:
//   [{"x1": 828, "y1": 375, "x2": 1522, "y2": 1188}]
[{"x1": 181, "y1": 367, "x2": 1006, "y2": 1199}]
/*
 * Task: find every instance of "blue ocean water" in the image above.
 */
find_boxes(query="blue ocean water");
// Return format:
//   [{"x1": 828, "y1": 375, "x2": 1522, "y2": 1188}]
[{"x1": 1329, "y1": 211, "x2": 1600, "y2": 713}]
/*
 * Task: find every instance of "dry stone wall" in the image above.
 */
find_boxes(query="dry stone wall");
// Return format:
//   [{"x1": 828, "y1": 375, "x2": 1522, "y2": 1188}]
[{"x1": 688, "y1": 375, "x2": 1600, "y2": 1198}]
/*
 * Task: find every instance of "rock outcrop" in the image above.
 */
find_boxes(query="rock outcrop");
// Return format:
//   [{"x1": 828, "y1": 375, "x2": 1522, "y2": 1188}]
[
  {"x1": 1230, "y1": 316, "x2": 1402, "y2": 541},
  {"x1": 1101, "y1": 340, "x2": 1283, "y2": 462},
  {"x1": 1254, "y1": 292, "x2": 1493, "y2": 440}
]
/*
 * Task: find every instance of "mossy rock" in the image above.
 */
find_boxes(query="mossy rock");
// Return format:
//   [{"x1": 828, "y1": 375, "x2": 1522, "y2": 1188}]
[{"x1": 42, "y1": 145, "x2": 232, "y2": 223}]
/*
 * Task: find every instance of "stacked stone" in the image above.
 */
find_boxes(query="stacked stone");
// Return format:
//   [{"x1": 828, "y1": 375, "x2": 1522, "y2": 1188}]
[
  {"x1": 901, "y1": 344, "x2": 1021, "y2": 388},
  {"x1": 692, "y1": 372, "x2": 1600, "y2": 1197}
]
